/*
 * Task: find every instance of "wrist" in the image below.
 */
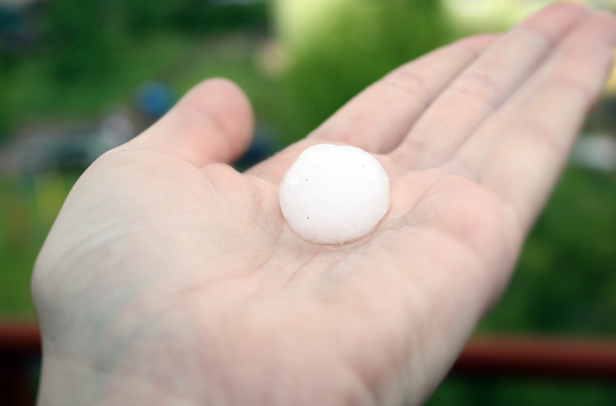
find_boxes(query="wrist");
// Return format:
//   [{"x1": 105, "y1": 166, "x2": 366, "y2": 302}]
[{"x1": 37, "y1": 353, "x2": 190, "y2": 406}]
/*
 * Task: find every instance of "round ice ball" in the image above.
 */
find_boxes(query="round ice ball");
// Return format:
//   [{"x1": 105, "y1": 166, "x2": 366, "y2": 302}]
[{"x1": 279, "y1": 144, "x2": 390, "y2": 244}]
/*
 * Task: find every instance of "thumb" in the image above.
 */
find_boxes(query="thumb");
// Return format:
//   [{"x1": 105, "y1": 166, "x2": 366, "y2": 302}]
[{"x1": 126, "y1": 78, "x2": 254, "y2": 168}]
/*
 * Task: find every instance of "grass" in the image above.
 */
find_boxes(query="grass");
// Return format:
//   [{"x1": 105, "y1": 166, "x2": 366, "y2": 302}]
[
  {"x1": 1, "y1": 33, "x2": 196, "y2": 124},
  {"x1": 0, "y1": 171, "x2": 80, "y2": 317},
  {"x1": 479, "y1": 166, "x2": 616, "y2": 337}
]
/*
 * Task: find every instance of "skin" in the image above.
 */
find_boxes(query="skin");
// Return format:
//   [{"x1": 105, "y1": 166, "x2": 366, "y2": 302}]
[{"x1": 32, "y1": 3, "x2": 616, "y2": 405}]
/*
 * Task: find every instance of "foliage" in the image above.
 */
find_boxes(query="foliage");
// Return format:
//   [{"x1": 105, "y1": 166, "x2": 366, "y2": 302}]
[
  {"x1": 481, "y1": 167, "x2": 616, "y2": 336},
  {"x1": 2, "y1": 33, "x2": 193, "y2": 120},
  {"x1": 277, "y1": 0, "x2": 453, "y2": 144},
  {"x1": 0, "y1": 0, "x2": 268, "y2": 139},
  {"x1": 40, "y1": 0, "x2": 267, "y2": 84},
  {"x1": 0, "y1": 86, "x2": 9, "y2": 141},
  {"x1": 42, "y1": 0, "x2": 123, "y2": 83},
  {"x1": 0, "y1": 171, "x2": 80, "y2": 316},
  {"x1": 122, "y1": 0, "x2": 268, "y2": 35}
]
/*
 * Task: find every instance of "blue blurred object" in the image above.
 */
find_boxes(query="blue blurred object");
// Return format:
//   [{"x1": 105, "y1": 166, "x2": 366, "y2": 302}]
[
  {"x1": 0, "y1": 4, "x2": 33, "y2": 52},
  {"x1": 136, "y1": 81, "x2": 175, "y2": 120}
]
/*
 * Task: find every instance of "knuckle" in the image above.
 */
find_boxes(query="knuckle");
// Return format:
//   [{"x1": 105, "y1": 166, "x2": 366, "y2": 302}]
[
  {"x1": 520, "y1": 119, "x2": 562, "y2": 155},
  {"x1": 516, "y1": 21, "x2": 555, "y2": 46},
  {"x1": 382, "y1": 68, "x2": 431, "y2": 105},
  {"x1": 451, "y1": 72, "x2": 502, "y2": 108},
  {"x1": 549, "y1": 77, "x2": 595, "y2": 109}
]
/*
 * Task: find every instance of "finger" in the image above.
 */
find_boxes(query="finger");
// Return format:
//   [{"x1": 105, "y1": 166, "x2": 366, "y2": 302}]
[
  {"x1": 479, "y1": 11, "x2": 616, "y2": 230},
  {"x1": 124, "y1": 78, "x2": 254, "y2": 168},
  {"x1": 454, "y1": 9, "x2": 616, "y2": 178},
  {"x1": 308, "y1": 34, "x2": 499, "y2": 154},
  {"x1": 246, "y1": 35, "x2": 499, "y2": 185},
  {"x1": 390, "y1": 2, "x2": 591, "y2": 169}
]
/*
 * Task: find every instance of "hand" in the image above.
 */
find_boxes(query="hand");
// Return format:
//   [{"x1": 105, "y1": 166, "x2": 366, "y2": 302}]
[{"x1": 32, "y1": 4, "x2": 616, "y2": 405}]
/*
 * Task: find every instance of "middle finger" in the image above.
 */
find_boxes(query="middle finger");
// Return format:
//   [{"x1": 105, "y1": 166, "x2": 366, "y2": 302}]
[{"x1": 390, "y1": 2, "x2": 590, "y2": 170}]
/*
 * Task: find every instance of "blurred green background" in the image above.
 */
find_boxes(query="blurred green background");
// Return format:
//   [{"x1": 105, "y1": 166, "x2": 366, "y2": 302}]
[{"x1": 1, "y1": 0, "x2": 616, "y2": 404}]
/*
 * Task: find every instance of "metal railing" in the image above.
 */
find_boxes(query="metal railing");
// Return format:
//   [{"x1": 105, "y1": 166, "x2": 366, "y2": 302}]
[
  {"x1": 0, "y1": 322, "x2": 40, "y2": 406},
  {"x1": 452, "y1": 336, "x2": 616, "y2": 380}
]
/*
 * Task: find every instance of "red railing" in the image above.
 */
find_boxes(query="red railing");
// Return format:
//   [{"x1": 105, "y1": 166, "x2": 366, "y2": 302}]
[
  {"x1": 452, "y1": 336, "x2": 616, "y2": 380},
  {"x1": 1, "y1": 322, "x2": 615, "y2": 406},
  {"x1": 0, "y1": 322, "x2": 40, "y2": 406}
]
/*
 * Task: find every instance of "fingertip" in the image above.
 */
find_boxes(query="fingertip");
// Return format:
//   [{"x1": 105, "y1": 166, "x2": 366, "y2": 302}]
[
  {"x1": 452, "y1": 34, "x2": 500, "y2": 57},
  {"x1": 181, "y1": 78, "x2": 255, "y2": 162},
  {"x1": 129, "y1": 77, "x2": 255, "y2": 167}
]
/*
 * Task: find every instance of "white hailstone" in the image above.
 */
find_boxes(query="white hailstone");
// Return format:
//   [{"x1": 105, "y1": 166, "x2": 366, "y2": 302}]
[{"x1": 279, "y1": 144, "x2": 390, "y2": 244}]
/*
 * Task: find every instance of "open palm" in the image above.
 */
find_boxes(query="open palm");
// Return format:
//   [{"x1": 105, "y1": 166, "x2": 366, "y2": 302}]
[{"x1": 33, "y1": 4, "x2": 616, "y2": 405}]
